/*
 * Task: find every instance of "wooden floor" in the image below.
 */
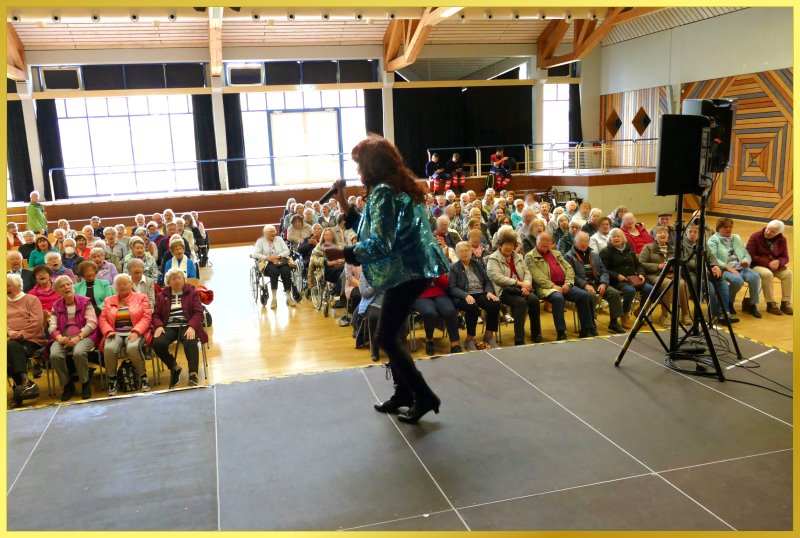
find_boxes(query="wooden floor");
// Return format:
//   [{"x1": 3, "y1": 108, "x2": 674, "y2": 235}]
[{"x1": 10, "y1": 214, "x2": 794, "y2": 407}]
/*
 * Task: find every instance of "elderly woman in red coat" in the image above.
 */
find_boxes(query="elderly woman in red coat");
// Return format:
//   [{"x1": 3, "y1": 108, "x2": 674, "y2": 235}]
[
  {"x1": 151, "y1": 267, "x2": 209, "y2": 388},
  {"x1": 746, "y1": 219, "x2": 793, "y2": 315}
]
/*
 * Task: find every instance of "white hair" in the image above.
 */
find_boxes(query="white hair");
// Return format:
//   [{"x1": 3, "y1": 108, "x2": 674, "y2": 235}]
[
  {"x1": 622, "y1": 212, "x2": 635, "y2": 222},
  {"x1": 44, "y1": 251, "x2": 62, "y2": 262},
  {"x1": 590, "y1": 208, "x2": 603, "y2": 217},
  {"x1": 114, "y1": 273, "x2": 133, "y2": 287},
  {"x1": 165, "y1": 267, "x2": 187, "y2": 286},
  {"x1": 609, "y1": 228, "x2": 626, "y2": 240},
  {"x1": 6, "y1": 273, "x2": 23, "y2": 290},
  {"x1": 126, "y1": 257, "x2": 144, "y2": 270},
  {"x1": 7, "y1": 250, "x2": 22, "y2": 261},
  {"x1": 129, "y1": 236, "x2": 145, "y2": 247},
  {"x1": 103, "y1": 227, "x2": 116, "y2": 236},
  {"x1": 437, "y1": 215, "x2": 450, "y2": 225},
  {"x1": 262, "y1": 225, "x2": 276, "y2": 234},
  {"x1": 53, "y1": 275, "x2": 74, "y2": 290},
  {"x1": 767, "y1": 220, "x2": 785, "y2": 233},
  {"x1": 90, "y1": 247, "x2": 106, "y2": 258}
]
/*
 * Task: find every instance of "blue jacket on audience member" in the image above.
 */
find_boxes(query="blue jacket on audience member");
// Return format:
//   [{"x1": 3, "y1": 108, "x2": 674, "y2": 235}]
[{"x1": 343, "y1": 184, "x2": 450, "y2": 291}]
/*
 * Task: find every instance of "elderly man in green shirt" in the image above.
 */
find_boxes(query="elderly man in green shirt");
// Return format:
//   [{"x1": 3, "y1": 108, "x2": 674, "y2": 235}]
[{"x1": 26, "y1": 191, "x2": 48, "y2": 235}]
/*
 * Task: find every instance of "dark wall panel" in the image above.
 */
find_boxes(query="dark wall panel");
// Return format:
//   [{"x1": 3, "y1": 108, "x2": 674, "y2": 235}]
[
  {"x1": 124, "y1": 64, "x2": 166, "y2": 89},
  {"x1": 302, "y1": 61, "x2": 338, "y2": 84},
  {"x1": 265, "y1": 62, "x2": 301, "y2": 86},
  {"x1": 83, "y1": 65, "x2": 125, "y2": 91},
  {"x1": 165, "y1": 63, "x2": 206, "y2": 88}
]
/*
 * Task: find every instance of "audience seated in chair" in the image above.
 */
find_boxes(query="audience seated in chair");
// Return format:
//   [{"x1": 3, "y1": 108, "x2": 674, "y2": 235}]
[
  {"x1": 590, "y1": 217, "x2": 613, "y2": 253},
  {"x1": 600, "y1": 228, "x2": 654, "y2": 330},
  {"x1": 29, "y1": 235, "x2": 57, "y2": 269},
  {"x1": 682, "y1": 224, "x2": 732, "y2": 322},
  {"x1": 747, "y1": 219, "x2": 793, "y2": 316},
  {"x1": 639, "y1": 226, "x2": 691, "y2": 326},
  {"x1": 123, "y1": 236, "x2": 160, "y2": 281},
  {"x1": 6, "y1": 273, "x2": 44, "y2": 409},
  {"x1": 29, "y1": 264, "x2": 59, "y2": 313},
  {"x1": 448, "y1": 242, "x2": 501, "y2": 350},
  {"x1": 18, "y1": 230, "x2": 36, "y2": 261},
  {"x1": 565, "y1": 231, "x2": 626, "y2": 334},
  {"x1": 99, "y1": 273, "x2": 153, "y2": 397},
  {"x1": 75, "y1": 260, "x2": 116, "y2": 317},
  {"x1": 47, "y1": 275, "x2": 100, "y2": 401},
  {"x1": 127, "y1": 258, "x2": 155, "y2": 311},
  {"x1": 527, "y1": 231, "x2": 596, "y2": 339},
  {"x1": 89, "y1": 247, "x2": 117, "y2": 286},
  {"x1": 253, "y1": 225, "x2": 296, "y2": 309},
  {"x1": 486, "y1": 229, "x2": 542, "y2": 346},
  {"x1": 7, "y1": 250, "x2": 34, "y2": 293},
  {"x1": 413, "y1": 269, "x2": 462, "y2": 355},
  {"x1": 151, "y1": 268, "x2": 209, "y2": 389},
  {"x1": 163, "y1": 237, "x2": 199, "y2": 280},
  {"x1": 620, "y1": 212, "x2": 654, "y2": 255},
  {"x1": 707, "y1": 218, "x2": 763, "y2": 319}
]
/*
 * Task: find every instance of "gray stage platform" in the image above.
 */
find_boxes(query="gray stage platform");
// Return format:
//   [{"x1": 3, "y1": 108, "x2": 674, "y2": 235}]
[{"x1": 7, "y1": 332, "x2": 792, "y2": 531}]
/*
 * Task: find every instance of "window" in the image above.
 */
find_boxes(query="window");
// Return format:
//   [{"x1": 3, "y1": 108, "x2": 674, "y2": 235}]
[
  {"x1": 541, "y1": 83, "x2": 570, "y2": 170},
  {"x1": 54, "y1": 94, "x2": 196, "y2": 197},
  {"x1": 240, "y1": 89, "x2": 366, "y2": 186}
]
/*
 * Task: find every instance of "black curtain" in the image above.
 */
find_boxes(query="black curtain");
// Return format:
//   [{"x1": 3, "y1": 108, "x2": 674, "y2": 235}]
[
  {"x1": 191, "y1": 95, "x2": 221, "y2": 191},
  {"x1": 393, "y1": 85, "x2": 533, "y2": 178},
  {"x1": 568, "y1": 63, "x2": 583, "y2": 144},
  {"x1": 392, "y1": 87, "x2": 465, "y2": 177},
  {"x1": 7, "y1": 101, "x2": 34, "y2": 202},
  {"x1": 222, "y1": 93, "x2": 248, "y2": 190},
  {"x1": 363, "y1": 89, "x2": 384, "y2": 136},
  {"x1": 35, "y1": 100, "x2": 69, "y2": 200}
]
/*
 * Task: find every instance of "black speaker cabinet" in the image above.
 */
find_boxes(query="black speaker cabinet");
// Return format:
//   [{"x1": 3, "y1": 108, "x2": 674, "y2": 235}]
[
  {"x1": 655, "y1": 114, "x2": 712, "y2": 196},
  {"x1": 681, "y1": 98, "x2": 736, "y2": 173}
]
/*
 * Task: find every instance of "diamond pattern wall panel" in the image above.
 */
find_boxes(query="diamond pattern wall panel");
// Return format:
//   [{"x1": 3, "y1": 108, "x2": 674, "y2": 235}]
[
  {"x1": 681, "y1": 68, "x2": 793, "y2": 223},
  {"x1": 599, "y1": 86, "x2": 668, "y2": 168}
]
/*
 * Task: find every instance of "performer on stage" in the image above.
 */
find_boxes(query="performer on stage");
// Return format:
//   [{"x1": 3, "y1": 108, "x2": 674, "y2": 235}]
[{"x1": 324, "y1": 134, "x2": 450, "y2": 424}]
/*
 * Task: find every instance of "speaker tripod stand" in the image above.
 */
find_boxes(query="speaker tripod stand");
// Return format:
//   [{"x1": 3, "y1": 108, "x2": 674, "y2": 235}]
[{"x1": 613, "y1": 193, "x2": 744, "y2": 380}]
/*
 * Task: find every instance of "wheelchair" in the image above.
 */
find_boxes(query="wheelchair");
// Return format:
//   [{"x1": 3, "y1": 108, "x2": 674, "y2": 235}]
[
  {"x1": 309, "y1": 265, "x2": 338, "y2": 317},
  {"x1": 250, "y1": 256, "x2": 270, "y2": 306}
]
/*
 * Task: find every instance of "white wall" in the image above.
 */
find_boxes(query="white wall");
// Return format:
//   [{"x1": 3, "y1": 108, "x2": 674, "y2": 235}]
[
  {"x1": 599, "y1": 7, "x2": 793, "y2": 95},
  {"x1": 579, "y1": 47, "x2": 601, "y2": 141}
]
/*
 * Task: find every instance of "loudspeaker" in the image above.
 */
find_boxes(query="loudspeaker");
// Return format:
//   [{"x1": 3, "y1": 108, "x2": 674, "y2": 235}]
[
  {"x1": 681, "y1": 98, "x2": 736, "y2": 173},
  {"x1": 655, "y1": 114, "x2": 712, "y2": 196}
]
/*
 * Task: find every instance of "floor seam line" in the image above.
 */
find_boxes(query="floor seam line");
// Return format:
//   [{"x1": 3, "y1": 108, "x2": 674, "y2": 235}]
[
  {"x1": 601, "y1": 337, "x2": 793, "y2": 428},
  {"x1": 486, "y1": 350, "x2": 738, "y2": 531},
  {"x1": 338, "y1": 508, "x2": 456, "y2": 531},
  {"x1": 8, "y1": 405, "x2": 61, "y2": 496},
  {"x1": 360, "y1": 369, "x2": 472, "y2": 531},
  {"x1": 213, "y1": 385, "x2": 221, "y2": 531},
  {"x1": 454, "y1": 471, "x2": 654, "y2": 512},
  {"x1": 655, "y1": 447, "x2": 793, "y2": 474}
]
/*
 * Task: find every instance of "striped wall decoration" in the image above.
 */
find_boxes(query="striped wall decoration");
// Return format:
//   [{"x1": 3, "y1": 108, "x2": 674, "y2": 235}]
[
  {"x1": 599, "y1": 86, "x2": 668, "y2": 168},
  {"x1": 681, "y1": 68, "x2": 793, "y2": 224}
]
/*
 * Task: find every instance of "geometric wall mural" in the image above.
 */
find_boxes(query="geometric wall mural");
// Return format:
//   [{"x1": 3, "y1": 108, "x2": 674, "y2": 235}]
[
  {"x1": 681, "y1": 68, "x2": 793, "y2": 223},
  {"x1": 600, "y1": 85, "x2": 669, "y2": 168}
]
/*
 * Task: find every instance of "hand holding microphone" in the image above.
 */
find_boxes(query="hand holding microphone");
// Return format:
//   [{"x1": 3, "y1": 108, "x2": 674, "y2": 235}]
[{"x1": 319, "y1": 179, "x2": 347, "y2": 204}]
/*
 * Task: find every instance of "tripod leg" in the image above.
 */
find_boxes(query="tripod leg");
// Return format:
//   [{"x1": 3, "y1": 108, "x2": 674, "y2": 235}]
[
  {"x1": 615, "y1": 260, "x2": 675, "y2": 366},
  {"x1": 682, "y1": 270, "x2": 725, "y2": 381},
  {"x1": 706, "y1": 268, "x2": 744, "y2": 360}
]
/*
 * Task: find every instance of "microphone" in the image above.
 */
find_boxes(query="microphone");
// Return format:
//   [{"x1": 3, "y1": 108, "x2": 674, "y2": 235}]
[{"x1": 319, "y1": 180, "x2": 346, "y2": 204}]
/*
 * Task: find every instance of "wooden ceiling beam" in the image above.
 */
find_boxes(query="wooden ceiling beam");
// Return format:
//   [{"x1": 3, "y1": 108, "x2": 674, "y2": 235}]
[
  {"x1": 537, "y1": 19, "x2": 571, "y2": 68},
  {"x1": 7, "y1": 22, "x2": 27, "y2": 81},
  {"x1": 383, "y1": 7, "x2": 462, "y2": 72},
  {"x1": 538, "y1": 7, "x2": 656, "y2": 69},
  {"x1": 208, "y1": 7, "x2": 224, "y2": 78}
]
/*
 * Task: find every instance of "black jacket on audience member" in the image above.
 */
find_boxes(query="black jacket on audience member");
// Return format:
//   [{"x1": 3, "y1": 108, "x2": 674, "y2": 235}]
[
  {"x1": 425, "y1": 160, "x2": 443, "y2": 177},
  {"x1": 564, "y1": 247, "x2": 610, "y2": 289},
  {"x1": 445, "y1": 158, "x2": 464, "y2": 175},
  {"x1": 600, "y1": 243, "x2": 645, "y2": 282},
  {"x1": 448, "y1": 259, "x2": 494, "y2": 299}
]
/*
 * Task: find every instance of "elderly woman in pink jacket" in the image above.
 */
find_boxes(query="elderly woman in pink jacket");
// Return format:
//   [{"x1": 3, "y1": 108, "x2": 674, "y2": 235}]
[{"x1": 98, "y1": 273, "x2": 152, "y2": 397}]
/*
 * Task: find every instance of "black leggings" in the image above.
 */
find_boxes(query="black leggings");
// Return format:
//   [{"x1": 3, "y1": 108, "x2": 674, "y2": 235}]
[
  {"x1": 379, "y1": 278, "x2": 435, "y2": 400},
  {"x1": 7, "y1": 340, "x2": 39, "y2": 385},
  {"x1": 264, "y1": 263, "x2": 292, "y2": 291}
]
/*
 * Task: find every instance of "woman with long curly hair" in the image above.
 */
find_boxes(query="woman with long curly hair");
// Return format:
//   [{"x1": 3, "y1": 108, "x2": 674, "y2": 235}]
[{"x1": 324, "y1": 134, "x2": 450, "y2": 424}]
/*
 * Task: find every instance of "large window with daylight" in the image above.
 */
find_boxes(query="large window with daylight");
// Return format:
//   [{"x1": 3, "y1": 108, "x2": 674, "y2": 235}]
[
  {"x1": 54, "y1": 95, "x2": 196, "y2": 197},
  {"x1": 541, "y1": 83, "x2": 570, "y2": 170},
  {"x1": 240, "y1": 89, "x2": 366, "y2": 186}
]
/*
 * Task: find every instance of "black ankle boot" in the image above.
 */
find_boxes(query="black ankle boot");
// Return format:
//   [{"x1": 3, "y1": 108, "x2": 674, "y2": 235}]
[
  {"x1": 398, "y1": 393, "x2": 441, "y2": 424},
  {"x1": 374, "y1": 392, "x2": 414, "y2": 414}
]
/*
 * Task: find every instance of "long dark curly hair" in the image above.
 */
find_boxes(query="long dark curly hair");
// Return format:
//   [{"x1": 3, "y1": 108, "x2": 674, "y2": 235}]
[{"x1": 351, "y1": 134, "x2": 425, "y2": 204}]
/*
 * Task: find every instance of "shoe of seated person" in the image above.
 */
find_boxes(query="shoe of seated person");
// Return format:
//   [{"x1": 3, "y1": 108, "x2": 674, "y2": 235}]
[
  {"x1": 450, "y1": 345, "x2": 463, "y2": 353},
  {"x1": 60, "y1": 382, "x2": 76, "y2": 402},
  {"x1": 169, "y1": 367, "x2": 182, "y2": 389},
  {"x1": 608, "y1": 323, "x2": 626, "y2": 334},
  {"x1": 108, "y1": 378, "x2": 118, "y2": 397},
  {"x1": 286, "y1": 296, "x2": 296, "y2": 307},
  {"x1": 140, "y1": 376, "x2": 150, "y2": 393},
  {"x1": 33, "y1": 363, "x2": 43, "y2": 379},
  {"x1": 425, "y1": 340, "x2": 435, "y2": 355},
  {"x1": 464, "y1": 339, "x2": 478, "y2": 351},
  {"x1": 484, "y1": 336, "x2": 498, "y2": 348},
  {"x1": 188, "y1": 373, "x2": 199, "y2": 387},
  {"x1": 271, "y1": 296, "x2": 278, "y2": 309},
  {"x1": 556, "y1": 331, "x2": 568, "y2": 341},
  {"x1": 81, "y1": 382, "x2": 92, "y2": 399}
]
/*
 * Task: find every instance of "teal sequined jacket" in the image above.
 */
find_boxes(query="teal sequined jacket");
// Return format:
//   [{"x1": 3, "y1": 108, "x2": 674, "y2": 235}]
[{"x1": 343, "y1": 183, "x2": 450, "y2": 291}]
